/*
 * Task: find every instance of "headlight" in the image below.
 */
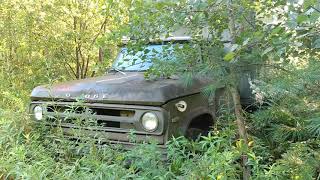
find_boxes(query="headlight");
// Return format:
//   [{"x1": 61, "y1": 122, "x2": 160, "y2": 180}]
[
  {"x1": 34, "y1": 106, "x2": 43, "y2": 120},
  {"x1": 141, "y1": 112, "x2": 159, "y2": 132}
]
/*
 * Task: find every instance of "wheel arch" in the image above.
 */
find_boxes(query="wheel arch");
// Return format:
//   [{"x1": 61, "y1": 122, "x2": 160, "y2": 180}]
[{"x1": 181, "y1": 107, "x2": 215, "y2": 136}]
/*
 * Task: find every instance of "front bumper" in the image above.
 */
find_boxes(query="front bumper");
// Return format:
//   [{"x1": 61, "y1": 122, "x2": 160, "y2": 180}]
[{"x1": 62, "y1": 135, "x2": 167, "y2": 153}]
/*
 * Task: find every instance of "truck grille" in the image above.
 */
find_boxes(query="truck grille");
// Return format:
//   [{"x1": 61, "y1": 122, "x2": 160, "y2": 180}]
[
  {"x1": 31, "y1": 101, "x2": 165, "y2": 143},
  {"x1": 45, "y1": 105, "x2": 135, "y2": 129},
  {"x1": 47, "y1": 105, "x2": 135, "y2": 117}
]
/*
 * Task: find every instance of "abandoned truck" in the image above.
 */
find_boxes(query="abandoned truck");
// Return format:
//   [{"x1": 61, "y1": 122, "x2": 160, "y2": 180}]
[{"x1": 29, "y1": 36, "x2": 254, "y2": 150}]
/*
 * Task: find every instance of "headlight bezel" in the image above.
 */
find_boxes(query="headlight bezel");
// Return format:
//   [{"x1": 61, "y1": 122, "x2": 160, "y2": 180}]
[
  {"x1": 140, "y1": 112, "x2": 159, "y2": 132},
  {"x1": 33, "y1": 105, "x2": 44, "y2": 121}
]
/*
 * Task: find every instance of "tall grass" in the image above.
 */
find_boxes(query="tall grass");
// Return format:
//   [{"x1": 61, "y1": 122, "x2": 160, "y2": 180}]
[{"x1": 0, "y1": 70, "x2": 319, "y2": 179}]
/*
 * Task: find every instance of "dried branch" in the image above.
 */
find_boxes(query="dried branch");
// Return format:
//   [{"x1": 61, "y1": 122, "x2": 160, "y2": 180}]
[
  {"x1": 91, "y1": 17, "x2": 108, "y2": 46},
  {"x1": 84, "y1": 55, "x2": 90, "y2": 78},
  {"x1": 64, "y1": 61, "x2": 77, "y2": 78},
  {"x1": 242, "y1": 15, "x2": 255, "y2": 29}
]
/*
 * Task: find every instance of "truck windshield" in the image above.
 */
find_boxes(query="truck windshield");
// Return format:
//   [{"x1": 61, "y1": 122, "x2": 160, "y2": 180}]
[{"x1": 112, "y1": 44, "x2": 175, "y2": 71}]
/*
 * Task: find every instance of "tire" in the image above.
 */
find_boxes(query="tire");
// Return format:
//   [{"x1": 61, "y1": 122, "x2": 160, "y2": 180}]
[{"x1": 186, "y1": 128, "x2": 206, "y2": 141}]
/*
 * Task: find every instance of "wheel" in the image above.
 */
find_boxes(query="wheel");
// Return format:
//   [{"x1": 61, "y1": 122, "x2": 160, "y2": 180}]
[{"x1": 186, "y1": 128, "x2": 206, "y2": 141}]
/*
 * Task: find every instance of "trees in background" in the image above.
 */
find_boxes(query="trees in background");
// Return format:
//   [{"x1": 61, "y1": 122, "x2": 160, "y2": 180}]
[
  {"x1": 0, "y1": 0, "x2": 130, "y2": 108},
  {"x1": 0, "y1": 0, "x2": 129, "y2": 84}
]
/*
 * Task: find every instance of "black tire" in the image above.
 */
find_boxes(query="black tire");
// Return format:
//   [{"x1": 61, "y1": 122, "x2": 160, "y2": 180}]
[{"x1": 186, "y1": 128, "x2": 206, "y2": 141}]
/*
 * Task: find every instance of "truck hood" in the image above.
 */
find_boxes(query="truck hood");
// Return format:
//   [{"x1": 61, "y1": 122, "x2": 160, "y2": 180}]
[{"x1": 31, "y1": 72, "x2": 209, "y2": 106}]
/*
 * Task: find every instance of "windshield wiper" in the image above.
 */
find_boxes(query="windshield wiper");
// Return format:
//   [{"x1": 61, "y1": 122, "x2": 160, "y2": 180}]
[{"x1": 108, "y1": 67, "x2": 126, "y2": 75}]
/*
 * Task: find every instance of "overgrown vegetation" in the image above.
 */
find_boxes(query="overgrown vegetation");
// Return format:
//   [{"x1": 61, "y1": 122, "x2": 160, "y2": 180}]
[{"x1": 1, "y1": 0, "x2": 320, "y2": 179}]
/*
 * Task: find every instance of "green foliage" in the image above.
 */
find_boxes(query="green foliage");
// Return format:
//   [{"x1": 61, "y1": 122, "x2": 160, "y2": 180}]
[
  {"x1": 1, "y1": 0, "x2": 320, "y2": 179},
  {"x1": 1, "y1": 106, "x2": 320, "y2": 179},
  {"x1": 265, "y1": 142, "x2": 320, "y2": 180},
  {"x1": 308, "y1": 117, "x2": 320, "y2": 138},
  {"x1": 0, "y1": 0, "x2": 127, "y2": 83}
]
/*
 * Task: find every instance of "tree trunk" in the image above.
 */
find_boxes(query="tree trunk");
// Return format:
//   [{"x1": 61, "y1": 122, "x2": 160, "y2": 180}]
[
  {"x1": 227, "y1": 1, "x2": 250, "y2": 179},
  {"x1": 230, "y1": 85, "x2": 250, "y2": 180},
  {"x1": 230, "y1": 86, "x2": 248, "y2": 143},
  {"x1": 74, "y1": 17, "x2": 80, "y2": 79},
  {"x1": 98, "y1": 47, "x2": 104, "y2": 63}
]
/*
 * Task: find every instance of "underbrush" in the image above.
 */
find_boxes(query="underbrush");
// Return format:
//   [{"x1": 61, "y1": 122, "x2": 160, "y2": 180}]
[
  {"x1": 0, "y1": 73, "x2": 319, "y2": 179},
  {"x1": 0, "y1": 106, "x2": 319, "y2": 179}
]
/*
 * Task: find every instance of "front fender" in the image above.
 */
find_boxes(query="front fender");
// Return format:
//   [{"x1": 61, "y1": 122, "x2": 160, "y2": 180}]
[{"x1": 162, "y1": 93, "x2": 215, "y2": 138}]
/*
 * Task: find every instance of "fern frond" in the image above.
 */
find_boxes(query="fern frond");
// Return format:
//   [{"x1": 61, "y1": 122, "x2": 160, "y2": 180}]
[{"x1": 307, "y1": 117, "x2": 320, "y2": 139}]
